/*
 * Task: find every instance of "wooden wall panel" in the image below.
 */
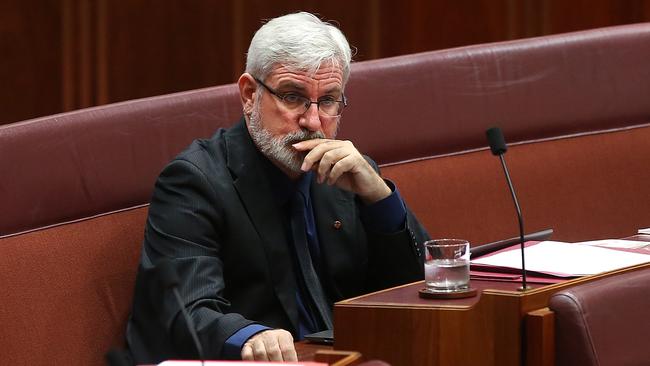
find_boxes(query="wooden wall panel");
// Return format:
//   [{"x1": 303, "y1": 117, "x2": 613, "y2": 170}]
[
  {"x1": 377, "y1": 0, "x2": 515, "y2": 58},
  {"x1": 2, "y1": 0, "x2": 650, "y2": 125},
  {"x1": 227, "y1": 1, "x2": 384, "y2": 67},
  {"x1": 61, "y1": 0, "x2": 100, "y2": 110},
  {"x1": 541, "y1": 0, "x2": 649, "y2": 33},
  {"x1": 101, "y1": 0, "x2": 236, "y2": 103},
  {"x1": 0, "y1": 0, "x2": 63, "y2": 124}
]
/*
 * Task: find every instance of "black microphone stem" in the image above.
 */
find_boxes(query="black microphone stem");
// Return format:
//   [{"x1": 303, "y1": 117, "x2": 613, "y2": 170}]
[
  {"x1": 498, "y1": 154, "x2": 529, "y2": 291},
  {"x1": 172, "y1": 288, "x2": 206, "y2": 365}
]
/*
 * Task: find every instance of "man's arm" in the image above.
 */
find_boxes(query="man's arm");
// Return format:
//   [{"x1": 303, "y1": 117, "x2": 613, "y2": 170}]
[{"x1": 128, "y1": 158, "x2": 296, "y2": 362}]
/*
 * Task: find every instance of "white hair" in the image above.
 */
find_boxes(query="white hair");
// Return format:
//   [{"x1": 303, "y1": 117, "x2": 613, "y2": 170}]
[{"x1": 246, "y1": 12, "x2": 353, "y2": 85}]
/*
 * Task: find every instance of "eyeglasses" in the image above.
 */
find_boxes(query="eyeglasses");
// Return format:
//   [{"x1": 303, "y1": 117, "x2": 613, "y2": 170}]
[{"x1": 254, "y1": 77, "x2": 347, "y2": 117}]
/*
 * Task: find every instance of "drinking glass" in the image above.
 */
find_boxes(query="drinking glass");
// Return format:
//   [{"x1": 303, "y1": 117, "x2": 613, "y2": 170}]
[{"x1": 424, "y1": 239, "x2": 471, "y2": 292}]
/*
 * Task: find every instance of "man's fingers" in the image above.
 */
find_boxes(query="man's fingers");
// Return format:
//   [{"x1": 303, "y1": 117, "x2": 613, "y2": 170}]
[
  {"x1": 316, "y1": 147, "x2": 348, "y2": 182},
  {"x1": 241, "y1": 329, "x2": 296, "y2": 362},
  {"x1": 250, "y1": 338, "x2": 270, "y2": 361},
  {"x1": 292, "y1": 138, "x2": 327, "y2": 151},
  {"x1": 301, "y1": 140, "x2": 354, "y2": 172},
  {"x1": 294, "y1": 138, "x2": 387, "y2": 202},
  {"x1": 299, "y1": 140, "x2": 336, "y2": 172},
  {"x1": 278, "y1": 332, "x2": 298, "y2": 362},
  {"x1": 262, "y1": 335, "x2": 283, "y2": 361},
  {"x1": 241, "y1": 344, "x2": 254, "y2": 360},
  {"x1": 328, "y1": 155, "x2": 356, "y2": 184}
]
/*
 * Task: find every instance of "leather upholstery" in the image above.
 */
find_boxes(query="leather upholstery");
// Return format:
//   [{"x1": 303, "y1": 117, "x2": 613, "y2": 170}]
[
  {"x1": 0, "y1": 207, "x2": 147, "y2": 365},
  {"x1": 383, "y1": 125, "x2": 650, "y2": 244},
  {"x1": 549, "y1": 268, "x2": 650, "y2": 366},
  {"x1": 344, "y1": 23, "x2": 650, "y2": 165},
  {"x1": 2, "y1": 23, "x2": 650, "y2": 238},
  {"x1": 0, "y1": 85, "x2": 241, "y2": 236}
]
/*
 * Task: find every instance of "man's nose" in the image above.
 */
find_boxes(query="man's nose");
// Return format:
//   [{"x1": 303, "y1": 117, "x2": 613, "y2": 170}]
[{"x1": 298, "y1": 103, "x2": 323, "y2": 131}]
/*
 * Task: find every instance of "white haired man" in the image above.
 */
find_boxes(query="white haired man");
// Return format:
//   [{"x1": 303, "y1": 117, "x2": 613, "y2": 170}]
[{"x1": 126, "y1": 12, "x2": 428, "y2": 363}]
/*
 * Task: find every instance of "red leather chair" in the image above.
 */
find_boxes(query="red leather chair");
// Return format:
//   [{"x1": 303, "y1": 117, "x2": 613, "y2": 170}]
[{"x1": 549, "y1": 268, "x2": 650, "y2": 366}]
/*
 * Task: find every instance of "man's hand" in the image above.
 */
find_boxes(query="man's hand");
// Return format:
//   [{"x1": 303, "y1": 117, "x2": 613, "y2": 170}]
[
  {"x1": 293, "y1": 139, "x2": 391, "y2": 204},
  {"x1": 241, "y1": 329, "x2": 297, "y2": 362}
]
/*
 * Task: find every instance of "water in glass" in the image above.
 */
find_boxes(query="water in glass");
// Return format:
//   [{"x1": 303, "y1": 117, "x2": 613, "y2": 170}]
[{"x1": 425, "y1": 258, "x2": 470, "y2": 291}]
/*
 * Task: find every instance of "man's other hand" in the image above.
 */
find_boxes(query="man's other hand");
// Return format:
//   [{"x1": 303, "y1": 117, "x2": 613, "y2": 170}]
[{"x1": 241, "y1": 329, "x2": 297, "y2": 362}]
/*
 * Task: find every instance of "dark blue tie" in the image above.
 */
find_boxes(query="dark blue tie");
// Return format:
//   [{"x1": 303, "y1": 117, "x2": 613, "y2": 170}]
[{"x1": 290, "y1": 190, "x2": 333, "y2": 332}]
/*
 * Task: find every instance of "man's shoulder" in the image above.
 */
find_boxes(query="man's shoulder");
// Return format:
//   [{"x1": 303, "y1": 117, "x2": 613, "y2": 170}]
[
  {"x1": 163, "y1": 119, "x2": 251, "y2": 180},
  {"x1": 174, "y1": 129, "x2": 227, "y2": 168}
]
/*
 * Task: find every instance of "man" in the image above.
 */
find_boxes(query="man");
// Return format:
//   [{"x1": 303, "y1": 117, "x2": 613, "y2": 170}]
[{"x1": 126, "y1": 12, "x2": 429, "y2": 363}]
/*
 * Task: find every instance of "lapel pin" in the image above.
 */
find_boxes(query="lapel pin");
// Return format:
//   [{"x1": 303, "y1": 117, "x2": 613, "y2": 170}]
[{"x1": 333, "y1": 220, "x2": 342, "y2": 229}]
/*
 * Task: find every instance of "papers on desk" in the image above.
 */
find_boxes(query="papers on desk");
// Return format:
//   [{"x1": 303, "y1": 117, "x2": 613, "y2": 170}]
[
  {"x1": 159, "y1": 361, "x2": 326, "y2": 366},
  {"x1": 639, "y1": 227, "x2": 650, "y2": 234},
  {"x1": 471, "y1": 240, "x2": 650, "y2": 277},
  {"x1": 576, "y1": 239, "x2": 650, "y2": 250}
]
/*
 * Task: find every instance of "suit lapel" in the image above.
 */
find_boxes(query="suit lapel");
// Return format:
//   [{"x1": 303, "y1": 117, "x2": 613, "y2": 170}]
[{"x1": 225, "y1": 119, "x2": 299, "y2": 331}]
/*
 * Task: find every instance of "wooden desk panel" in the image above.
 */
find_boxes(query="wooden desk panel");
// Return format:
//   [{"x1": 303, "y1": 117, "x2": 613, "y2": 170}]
[{"x1": 333, "y1": 263, "x2": 650, "y2": 366}]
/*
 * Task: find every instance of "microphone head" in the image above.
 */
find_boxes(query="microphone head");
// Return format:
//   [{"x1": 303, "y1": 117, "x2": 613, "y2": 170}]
[
  {"x1": 157, "y1": 259, "x2": 180, "y2": 288},
  {"x1": 486, "y1": 127, "x2": 508, "y2": 156}
]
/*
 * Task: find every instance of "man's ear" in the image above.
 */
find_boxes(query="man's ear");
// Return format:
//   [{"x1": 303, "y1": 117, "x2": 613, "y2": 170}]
[{"x1": 238, "y1": 73, "x2": 257, "y2": 116}]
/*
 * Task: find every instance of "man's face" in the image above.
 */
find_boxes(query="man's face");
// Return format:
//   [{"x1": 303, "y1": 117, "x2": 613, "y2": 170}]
[{"x1": 247, "y1": 63, "x2": 344, "y2": 176}]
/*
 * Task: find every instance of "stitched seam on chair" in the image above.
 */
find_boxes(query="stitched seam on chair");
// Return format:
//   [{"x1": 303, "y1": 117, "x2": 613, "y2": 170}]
[
  {"x1": 0, "y1": 203, "x2": 150, "y2": 239},
  {"x1": 379, "y1": 122, "x2": 650, "y2": 168},
  {"x1": 563, "y1": 292, "x2": 601, "y2": 366}
]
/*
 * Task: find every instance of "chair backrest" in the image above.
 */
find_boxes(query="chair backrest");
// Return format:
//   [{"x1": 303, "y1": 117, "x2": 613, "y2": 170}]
[
  {"x1": 549, "y1": 268, "x2": 650, "y2": 366},
  {"x1": 2, "y1": 23, "x2": 650, "y2": 240},
  {"x1": 0, "y1": 84, "x2": 241, "y2": 236}
]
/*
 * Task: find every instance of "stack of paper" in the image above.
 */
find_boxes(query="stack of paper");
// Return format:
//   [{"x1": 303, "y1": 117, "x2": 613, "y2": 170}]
[
  {"x1": 577, "y1": 239, "x2": 650, "y2": 250},
  {"x1": 471, "y1": 241, "x2": 650, "y2": 277},
  {"x1": 159, "y1": 361, "x2": 326, "y2": 366}
]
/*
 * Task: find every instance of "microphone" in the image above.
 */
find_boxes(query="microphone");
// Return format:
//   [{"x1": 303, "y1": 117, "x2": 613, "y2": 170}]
[
  {"x1": 486, "y1": 127, "x2": 531, "y2": 291},
  {"x1": 105, "y1": 348, "x2": 133, "y2": 366},
  {"x1": 158, "y1": 259, "x2": 206, "y2": 364}
]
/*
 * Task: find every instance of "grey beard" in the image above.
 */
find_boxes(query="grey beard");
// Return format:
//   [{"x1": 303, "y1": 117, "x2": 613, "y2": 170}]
[{"x1": 248, "y1": 107, "x2": 326, "y2": 175}]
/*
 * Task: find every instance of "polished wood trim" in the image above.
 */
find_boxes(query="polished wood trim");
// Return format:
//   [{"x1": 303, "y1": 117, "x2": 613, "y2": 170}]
[
  {"x1": 295, "y1": 341, "x2": 331, "y2": 362},
  {"x1": 526, "y1": 307, "x2": 554, "y2": 366},
  {"x1": 314, "y1": 350, "x2": 363, "y2": 366}
]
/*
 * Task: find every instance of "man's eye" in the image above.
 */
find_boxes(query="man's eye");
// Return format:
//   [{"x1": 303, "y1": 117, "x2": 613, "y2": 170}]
[
  {"x1": 282, "y1": 94, "x2": 304, "y2": 104},
  {"x1": 320, "y1": 95, "x2": 338, "y2": 101}
]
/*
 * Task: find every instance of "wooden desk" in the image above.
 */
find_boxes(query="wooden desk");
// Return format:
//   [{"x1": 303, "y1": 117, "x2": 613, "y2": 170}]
[
  {"x1": 296, "y1": 341, "x2": 332, "y2": 361},
  {"x1": 333, "y1": 261, "x2": 650, "y2": 366},
  {"x1": 296, "y1": 342, "x2": 363, "y2": 366}
]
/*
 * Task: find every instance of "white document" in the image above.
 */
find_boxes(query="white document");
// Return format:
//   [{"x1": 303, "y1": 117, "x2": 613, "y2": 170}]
[
  {"x1": 159, "y1": 362, "x2": 325, "y2": 366},
  {"x1": 639, "y1": 228, "x2": 650, "y2": 234},
  {"x1": 471, "y1": 241, "x2": 650, "y2": 276},
  {"x1": 576, "y1": 239, "x2": 650, "y2": 250}
]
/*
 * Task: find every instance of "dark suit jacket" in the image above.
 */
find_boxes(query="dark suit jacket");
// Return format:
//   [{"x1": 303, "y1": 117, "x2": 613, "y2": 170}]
[{"x1": 126, "y1": 119, "x2": 429, "y2": 363}]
